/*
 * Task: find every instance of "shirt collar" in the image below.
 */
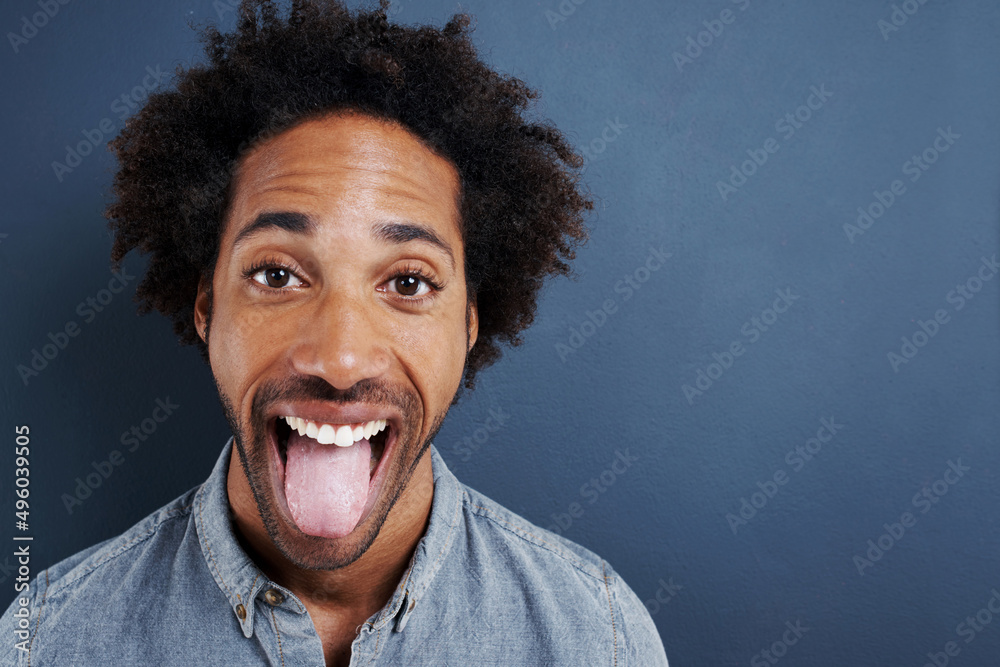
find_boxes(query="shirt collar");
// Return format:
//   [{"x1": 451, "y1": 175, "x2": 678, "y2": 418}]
[
  {"x1": 375, "y1": 442, "x2": 464, "y2": 633},
  {"x1": 194, "y1": 437, "x2": 463, "y2": 636}
]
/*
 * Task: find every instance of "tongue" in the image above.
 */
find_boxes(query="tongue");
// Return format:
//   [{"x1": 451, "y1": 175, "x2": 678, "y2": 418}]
[{"x1": 284, "y1": 431, "x2": 371, "y2": 539}]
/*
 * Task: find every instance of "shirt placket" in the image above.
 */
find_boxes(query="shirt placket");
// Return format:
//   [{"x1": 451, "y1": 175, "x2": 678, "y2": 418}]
[{"x1": 250, "y1": 581, "x2": 327, "y2": 666}]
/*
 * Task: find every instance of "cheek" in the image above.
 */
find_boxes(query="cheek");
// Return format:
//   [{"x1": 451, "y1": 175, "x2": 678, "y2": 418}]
[
  {"x1": 209, "y1": 296, "x2": 286, "y2": 396},
  {"x1": 396, "y1": 308, "x2": 469, "y2": 402}
]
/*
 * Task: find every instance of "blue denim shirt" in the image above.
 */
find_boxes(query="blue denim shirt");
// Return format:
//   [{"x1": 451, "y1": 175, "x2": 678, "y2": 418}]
[{"x1": 2, "y1": 439, "x2": 668, "y2": 665}]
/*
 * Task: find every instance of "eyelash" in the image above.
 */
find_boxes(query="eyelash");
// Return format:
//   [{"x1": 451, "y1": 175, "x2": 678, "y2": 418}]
[
  {"x1": 242, "y1": 257, "x2": 305, "y2": 293},
  {"x1": 386, "y1": 263, "x2": 444, "y2": 304},
  {"x1": 241, "y1": 258, "x2": 445, "y2": 303}
]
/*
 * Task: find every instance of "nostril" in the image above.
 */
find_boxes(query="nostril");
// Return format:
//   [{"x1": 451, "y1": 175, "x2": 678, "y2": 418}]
[{"x1": 286, "y1": 333, "x2": 393, "y2": 392}]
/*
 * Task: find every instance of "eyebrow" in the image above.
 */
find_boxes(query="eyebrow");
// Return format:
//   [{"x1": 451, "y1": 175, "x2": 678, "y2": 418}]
[
  {"x1": 232, "y1": 211, "x2": 313, "y2": 249},
  {"x1": 231, "y1": 211, "x2": 455, "y2": 271},
  {"x1": 371, "y1": 221, "x2": 455, "y2": 271}
]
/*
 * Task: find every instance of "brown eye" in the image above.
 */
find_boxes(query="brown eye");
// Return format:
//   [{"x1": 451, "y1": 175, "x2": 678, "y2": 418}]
[
  {"x1": 395, "y1": 275, "x2": 421, "y2": 296},
  {"x1": 265, "y1": 268, "x2": 290, "y2": 287},
  {"x1": 381, "y1": 270, "x2": 437, "y2": 299},
  {"x1": 251, "y1": 266, "x2": 302, "y2": 289}
]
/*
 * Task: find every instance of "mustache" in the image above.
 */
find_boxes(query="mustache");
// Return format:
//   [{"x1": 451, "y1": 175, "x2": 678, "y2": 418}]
[{"x1": 249, "y1": 375, "x2": 419, "y2": 430}]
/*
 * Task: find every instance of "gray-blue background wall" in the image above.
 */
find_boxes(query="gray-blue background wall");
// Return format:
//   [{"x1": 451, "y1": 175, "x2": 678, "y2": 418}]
[{"x1": 2, "y1": 0, "x2": 998, "y2": 664}]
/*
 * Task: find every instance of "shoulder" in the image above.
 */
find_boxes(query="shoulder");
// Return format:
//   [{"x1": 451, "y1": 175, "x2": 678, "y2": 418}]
[
  {"x1": 41, "y1": 487, "x2": 197, "y2": 599},
  {"x1": 461, "y1": 481, "x2": 607, "y2": 579},
  {"x1": 1, "y1": 486, "x2": 199, "y2": 662},
  {"x1": 455, "y1": 481, "x2": 669, "y2": 665}
]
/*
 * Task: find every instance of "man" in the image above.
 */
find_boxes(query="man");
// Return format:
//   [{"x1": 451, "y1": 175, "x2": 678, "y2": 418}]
[{"x1": 2, "y1": 1, "x2": 668, "y2": 664}]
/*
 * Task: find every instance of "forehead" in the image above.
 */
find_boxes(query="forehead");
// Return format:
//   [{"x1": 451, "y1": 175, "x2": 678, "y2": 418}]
[{"x1": 223, "y1": 111, "x2": 463, "y2": 245}]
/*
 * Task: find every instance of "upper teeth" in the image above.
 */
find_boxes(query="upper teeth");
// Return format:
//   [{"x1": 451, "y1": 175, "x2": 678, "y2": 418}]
[{"x1": 282, "y1": 416, "x2": 387, "y2": 447}]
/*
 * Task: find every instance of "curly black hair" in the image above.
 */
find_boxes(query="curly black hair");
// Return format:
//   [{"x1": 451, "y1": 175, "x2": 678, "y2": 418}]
[{"x1": 106, "y1": 0, "x2": 591, "y2": 389}]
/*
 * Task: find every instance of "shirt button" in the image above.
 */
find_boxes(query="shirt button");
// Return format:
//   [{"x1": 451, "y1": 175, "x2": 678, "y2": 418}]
[
  {"x1": 236, "y1": 604, "x2": 247, "y2": 620},
  {"x1": 408, "y1": 599, "x2": 416, "y2": 612},
  {"x1": 264, "y1": 589, "x2": 285, "y2": 606}
]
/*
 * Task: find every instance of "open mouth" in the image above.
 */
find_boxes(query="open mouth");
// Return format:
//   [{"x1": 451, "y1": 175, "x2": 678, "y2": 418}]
[
  {"x1": 274, "y1": 415, "x2": 389, "y2": 477},
  {"x1": 268, "y1": 413, "x2": 394, "y2": 538}
]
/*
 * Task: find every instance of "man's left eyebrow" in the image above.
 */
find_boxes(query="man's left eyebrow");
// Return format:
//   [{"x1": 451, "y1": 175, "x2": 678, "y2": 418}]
[
  {"x1": 372, "y1": 221, "x2": 455, "y2": 271},
  {"x1": 232, "y1": 211, "x2": 315, "y2": 249}
]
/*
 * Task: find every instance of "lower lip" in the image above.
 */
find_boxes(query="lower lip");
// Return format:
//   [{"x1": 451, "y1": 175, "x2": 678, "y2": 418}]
[{"x1": 268, "y1": 422, "x2": 396, "y2": 537}]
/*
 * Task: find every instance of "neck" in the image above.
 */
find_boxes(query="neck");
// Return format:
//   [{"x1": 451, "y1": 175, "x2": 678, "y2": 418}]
[{"x1": 226, "y1": 446, "x2": 435, "y2": 615}]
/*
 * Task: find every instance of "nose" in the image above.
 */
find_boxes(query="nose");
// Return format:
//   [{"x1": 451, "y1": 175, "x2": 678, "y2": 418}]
[{"x1": 286, "y1": 290, "x2": 391, "y2": 391}]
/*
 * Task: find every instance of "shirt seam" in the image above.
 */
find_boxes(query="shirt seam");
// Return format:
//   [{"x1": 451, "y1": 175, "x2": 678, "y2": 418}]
[
  {"x1": 364, "y1": 625, "x2": 382, "y2": 666},
  {"x1": 417, "y1": 482, "x2": 463, "y2": 594},
  {"x1": 270, "y1": 606, "x2": 285, "y2": 667},
  {"x1": 246, "y1": 572, "x2": 260, "y2": 611},
  {"x1": 49, "y1": 505, "x2": 193, "y2": 597},
  {"x1": 197, "y1": 488, "x2": 238, "y2": 608},
  {"x1": 374, "y1": 556, "x2": 416, "y2": 631},
  {"x1": 603, "y1": 560, "x2": 619, "y2": 667},
  {"x1": 371, "y1": 469, "x2": 462, "y2": 631},
  {"x1": 469, "y1": 502, "x2": 606, "y2": 581},
  {"x1": 26, "y1": 569, "x2": 47, "y2": 667}
]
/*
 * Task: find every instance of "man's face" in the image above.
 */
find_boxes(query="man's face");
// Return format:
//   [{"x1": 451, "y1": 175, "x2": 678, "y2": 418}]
[{"x1": 194, "y1": 111, "x2": 476, "y2": 570}]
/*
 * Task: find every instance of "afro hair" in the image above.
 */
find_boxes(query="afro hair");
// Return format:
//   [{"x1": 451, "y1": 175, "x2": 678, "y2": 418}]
[{"x1": 106, "y1": 0, "x2": 592, "y2": 389}]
